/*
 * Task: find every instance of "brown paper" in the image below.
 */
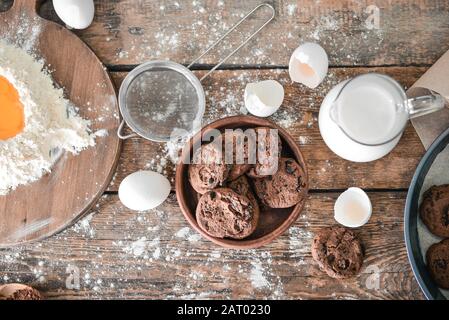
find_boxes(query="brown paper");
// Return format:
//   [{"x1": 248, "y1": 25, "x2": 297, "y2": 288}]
[{"x1": 409, "y1": 51, "x2": 449, "y2": 150}]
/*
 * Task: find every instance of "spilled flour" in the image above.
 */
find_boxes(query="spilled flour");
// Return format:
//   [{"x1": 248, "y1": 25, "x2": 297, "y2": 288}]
[
  {"x1": 250, "y1": 261, "x2": 270, "y2": 289},
  {"x1": 0, "y1": 1, "x2": 389, "y2": 299},
  {"x1": 0, "y1": 41, "x2": 96, "y2": 195}
]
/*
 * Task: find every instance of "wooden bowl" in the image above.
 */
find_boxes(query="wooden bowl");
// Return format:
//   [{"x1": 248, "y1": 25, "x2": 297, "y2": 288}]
[{"x1": 176, "y1": 116, "x2": 309, "y2": 249}]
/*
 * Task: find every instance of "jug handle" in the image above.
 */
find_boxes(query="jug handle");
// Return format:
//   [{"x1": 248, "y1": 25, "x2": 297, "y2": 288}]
[{"x1": 407, "y1": 90, "x2": 446, "y2": 119}]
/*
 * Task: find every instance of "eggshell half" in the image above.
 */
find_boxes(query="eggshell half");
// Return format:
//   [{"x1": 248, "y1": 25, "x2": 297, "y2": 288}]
[
  {"x1": 244, "y1": 80, "x2": 284, "y2": 117},
  {"x1": 334, "y1": 187, "x2": 372, "y2": 228},
  {"x1": 119, "y1": 171, "x2": 171, "y2": 211},
  {"x1": 289, "y1": 42, "x2": 329, "y2": 89},
  {"x1": 53, "y1": 0, "x2": 95, "y2": 30}
]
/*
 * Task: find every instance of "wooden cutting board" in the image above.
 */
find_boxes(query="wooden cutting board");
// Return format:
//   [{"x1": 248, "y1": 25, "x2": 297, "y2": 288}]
[{"x1": 0, "y1": 0, "x2": 121, "y2": 247}]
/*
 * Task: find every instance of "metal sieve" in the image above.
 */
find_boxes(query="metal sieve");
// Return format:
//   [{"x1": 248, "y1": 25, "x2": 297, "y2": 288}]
[{"x1": 117, "y1": 3, "x2": 275, "y2": 142}]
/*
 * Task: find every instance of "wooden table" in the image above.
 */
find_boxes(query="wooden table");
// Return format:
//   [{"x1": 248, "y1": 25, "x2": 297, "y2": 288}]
[{"x1": 1, "y1": 0, "x2": 448, "y2": 300}]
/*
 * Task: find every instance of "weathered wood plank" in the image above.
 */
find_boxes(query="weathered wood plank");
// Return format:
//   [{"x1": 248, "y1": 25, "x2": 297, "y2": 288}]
[
  {"x1": 0, "y1": 192, "x2": 424, "y2": 300},
  {"x1": 23, "y1": 0, "x2": 449, "y2": 66},
  {"x1": 107, "y1": 66, "x2": 426, "y2": 192}
]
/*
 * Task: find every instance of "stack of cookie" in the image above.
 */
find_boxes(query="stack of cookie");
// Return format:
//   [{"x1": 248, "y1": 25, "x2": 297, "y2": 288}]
[
  {"x1": 420, "y1": 185, "x2": 449, "y2": 289},
  {"x1": 188, "y1": 127, "x2": 307, "y2": 240}
]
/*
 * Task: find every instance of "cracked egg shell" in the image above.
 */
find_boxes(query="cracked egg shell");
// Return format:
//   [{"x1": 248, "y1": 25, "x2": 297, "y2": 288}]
[
  {"x1": 334, "y1": 187, "x2": 372, "y2": 228},
  {"x1": 289, "y1": 42, "x2": 329, "y2": 89},
  {"x1": 244, "y1": 80, "x2": 284, "y2": 117}
]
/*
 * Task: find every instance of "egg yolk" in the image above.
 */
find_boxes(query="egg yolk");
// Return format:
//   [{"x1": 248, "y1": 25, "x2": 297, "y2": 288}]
[{"x1": 0, "y1": 76, "x2": 24, "y2": 140}]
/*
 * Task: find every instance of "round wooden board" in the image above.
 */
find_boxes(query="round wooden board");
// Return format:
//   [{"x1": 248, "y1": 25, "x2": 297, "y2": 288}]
[{"x1": 0, "y1": 0, "x2": 121, "y2": 247}]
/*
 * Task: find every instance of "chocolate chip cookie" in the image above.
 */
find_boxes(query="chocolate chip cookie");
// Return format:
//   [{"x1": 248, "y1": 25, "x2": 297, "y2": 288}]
[
  {"x1": 252, "y1": 158, "x2": 307, "y2": 208},
  {"x1": 420, "y1": 184, "x2": 449, "y2": 238},
  {"x1": 426, "y1": 238, "x2": 449, "y2": 289},
  {"x1": 227, "y1": 175, "x2": 258, "y2": 207},
  {"x1": 247, "y1": 127, "x2": 282, "y2": 178},
  {"x1": 223, "y1": 130, "x2": 254, "y2": 181},
  {"x1": 312, "y1": 226, "x2": 364, "y2": 279},
  {"x1": 196, "y1": 188, "x2": 259, "y2": 239},
  {"x1": 188, "y1": 142, "x2": 230, "y2": 194}
]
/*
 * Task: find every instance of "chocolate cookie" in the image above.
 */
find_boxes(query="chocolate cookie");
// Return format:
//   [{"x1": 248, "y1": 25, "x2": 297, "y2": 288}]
[
  {"x1": 7, "y1": 288, "x2": 42, "y2": 300},
  {"x1": 252, "y1": 158, "x2": 307, "y2": 208},
  {"x1": 196, "y1": 188, "x2": 259, "y2": 239},
  {"x1": 188, "y1": 142, "x2": 230, "y2": 194},
  {"x1": 227, "y1": 175, "x2": 258, "y2": 207},
  {"x1": 312, "y1": 226, "x2": 364, "y2": 279},
  {"x1": 247, "y1": 127, "x2": 282, "y2": 178},
  {"x1": 426, "y1": 238, "x2": 449, "y2": 289},
  {"x1": 420, "y1": 184, "x2": 449, "y2": 238},
  {"x1": 223, "y1": 130, "x2": 254, "y2": 181}
]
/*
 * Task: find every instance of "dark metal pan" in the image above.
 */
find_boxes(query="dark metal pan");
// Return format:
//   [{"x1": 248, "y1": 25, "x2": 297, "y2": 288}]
[{"x1": 405, "y1": 127, "x2": 449, "y2": 300}]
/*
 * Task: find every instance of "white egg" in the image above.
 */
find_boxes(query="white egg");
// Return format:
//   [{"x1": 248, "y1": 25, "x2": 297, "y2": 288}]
[
  {"x1": 53, "y1": 0, "x2": 95, "y2": 30},
  {"x1": 119, "y1": 171, "x2": 171, "y2": 211},
  {"x1": 244, "y1": 80, "x2": 284, "y2": 117},
  {"x1": 334, "y1": 187, "x2": 372, "y2": 228},
  {"x1": 289, "y1": 42, "x2": 329, "y2": 89}
]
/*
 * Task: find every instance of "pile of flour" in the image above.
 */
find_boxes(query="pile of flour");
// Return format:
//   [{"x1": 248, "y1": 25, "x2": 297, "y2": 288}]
[{"x1": 0, "y1": 41, "x2": 96, "y2": 195}]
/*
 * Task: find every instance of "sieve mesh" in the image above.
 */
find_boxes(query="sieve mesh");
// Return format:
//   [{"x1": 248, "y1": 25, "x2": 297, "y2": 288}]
[{"x1": 119, "y1": 61, "x2": 205, "y2": 142}]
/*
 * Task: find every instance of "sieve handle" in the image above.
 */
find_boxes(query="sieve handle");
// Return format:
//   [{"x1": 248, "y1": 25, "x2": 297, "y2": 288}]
[
  {"x1": 117, "y1": 120, "x2": 138, "y2": 140},
  {"x1": 188, "y1": 3, "x2": 276, "y2": 82}
]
